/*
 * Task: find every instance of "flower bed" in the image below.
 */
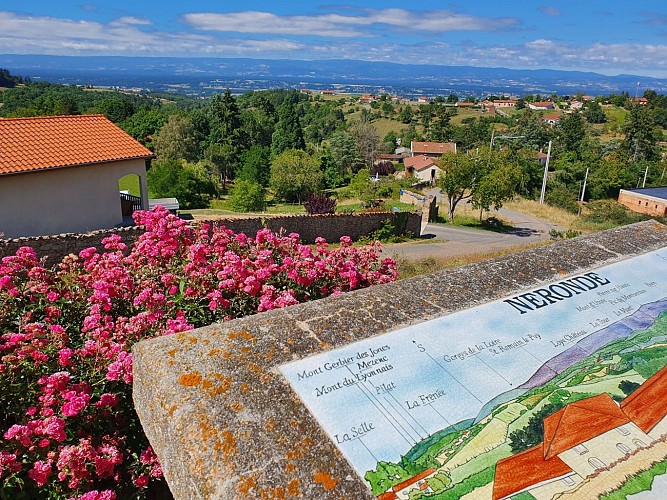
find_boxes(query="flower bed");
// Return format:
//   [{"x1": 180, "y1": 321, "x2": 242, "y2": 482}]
[{"x1": 0, "y1": 207, "x2": 397, "y2": 499}]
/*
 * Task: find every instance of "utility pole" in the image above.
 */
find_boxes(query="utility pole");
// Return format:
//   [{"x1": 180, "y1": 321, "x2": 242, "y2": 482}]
[
  {"x1": 539, "y1": 140, "x2": 552, "y2": 204},
  {"x1": 643, "y1": 166, "x2": 649, "y2": 188},
  {"x1": 580, "y1": 167, "x2": 589, "y2": 202}
]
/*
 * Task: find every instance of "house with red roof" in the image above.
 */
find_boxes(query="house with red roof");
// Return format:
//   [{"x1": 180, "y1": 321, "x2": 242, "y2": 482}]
[
  {"x1": 493, "y1": 365, "x2": 667, "y2": 500},
  {"x1": 0, "y1": 114, "x2": 154, "y2": 238},
  {"x1": 543, "y1": 114, "x2": 561, "y2": 125},
  {"x1": 410, "y1": 141, "x2": 457, "y2": 158},
  {"x1": 528, "y1": 101, "x2": 556, "y2": 110},
  {"x1": 404, "y1": 155, "x2": 442, "y2": 185},
  {"x1": 390, "y1": 468, "x2": 437, "y2": 499}
]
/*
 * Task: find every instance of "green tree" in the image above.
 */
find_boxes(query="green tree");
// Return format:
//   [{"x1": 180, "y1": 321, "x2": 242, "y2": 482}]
[
  {"x1": 271, "y1": 102, "x2": 305, "y2": 156},
  {"x1": 121, "y1": 107, "x2": 169, "y2": 149},
  {"x1": 619, "y1": 380, "x2": 641, "y2": 396},
  {"x1": 270, "y1": 149, "x2": 323, "y2": 202},
  {"x1": 236, "y1": 146, "x2": 271, "y2": 187},
  {"x1": 438, "y1": 152, "x2": 486, "y2": 222},
  {"x1": 147, "y1": 158, "x2": 217, "y2": 209},
  {"x1": 349, "y1": 120, "x2": 379, "y2": 169},
  {"x1": 622, "y1": 104, "x2": 660, "y2": 161},
  {"x1": 584, "y1": 100, "x2": 606, "y2": 124},
  {"x1": 399, "y1": 105, "x2": 413, "y2": 124},
  {"x1": 509, "y1": 402, "x2": 565, "y2": 453},
  {"x1": 329, "y1": 130, "x2": 363, "y2": 176},
  {"x1": 319, "y1": 149, "x2": 344, "y2": 189},
  {"x1": 471, "y1": 156, "x2": 521, "y2": 220},
  {"x1": 228, "y1": 179, "x2": 265, "y2": 212},
  {"x1": 557, "y1": 112, "x2": 587, "y2": 155},
  {"x1": 153, "y1": 114, "x2": 199, "y2": 162}
]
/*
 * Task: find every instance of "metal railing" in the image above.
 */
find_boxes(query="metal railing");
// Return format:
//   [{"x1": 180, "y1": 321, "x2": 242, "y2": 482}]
[{"x1": 120, "y1": 192, "x2": 142, "y2": 212}]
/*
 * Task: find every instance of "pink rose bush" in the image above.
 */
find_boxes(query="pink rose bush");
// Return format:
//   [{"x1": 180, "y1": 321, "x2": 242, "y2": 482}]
[{"x1": 0, "y1": 207, "x2": 397, "y2": 498}]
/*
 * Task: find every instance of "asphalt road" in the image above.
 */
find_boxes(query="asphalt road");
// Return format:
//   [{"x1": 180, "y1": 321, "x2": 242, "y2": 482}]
[{"x1": 383, "y1": 193, "x2": 563, "y2": 261}]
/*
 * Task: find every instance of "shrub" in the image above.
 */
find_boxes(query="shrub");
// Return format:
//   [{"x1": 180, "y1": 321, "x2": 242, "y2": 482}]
[
  {"x1": 304, "y1": 194, "x2": 337, "y2": 215},
  {"x1": 370, "y1": 161, "x2": 396, "y2": 177},
  {"x1": 228, "y1": 179, "x2": 265, "y2": 212},
  {"x1": 0, "y1": 207, "x2": 397, "y2": 499}
]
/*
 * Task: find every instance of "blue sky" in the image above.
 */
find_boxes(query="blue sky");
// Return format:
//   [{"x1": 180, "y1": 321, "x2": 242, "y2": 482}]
[{"x1": 2, "y1": 1, "x2": 667, "y2": 77}]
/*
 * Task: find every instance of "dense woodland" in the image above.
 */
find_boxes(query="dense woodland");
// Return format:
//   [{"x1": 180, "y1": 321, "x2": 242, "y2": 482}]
[{"x1": 2, "y1": 69, "x2": 666, "y2": 220}]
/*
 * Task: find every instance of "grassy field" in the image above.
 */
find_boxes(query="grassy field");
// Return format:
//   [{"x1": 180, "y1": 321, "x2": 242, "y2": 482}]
[{"x1": 118, "y1": 174, "x2": 141, "y2": 197}]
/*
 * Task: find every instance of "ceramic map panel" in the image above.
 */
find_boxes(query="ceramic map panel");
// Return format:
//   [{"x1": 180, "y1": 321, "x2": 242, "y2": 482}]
[{"x1": 281, "y1": 248, "x2": 667, "y2": 499}]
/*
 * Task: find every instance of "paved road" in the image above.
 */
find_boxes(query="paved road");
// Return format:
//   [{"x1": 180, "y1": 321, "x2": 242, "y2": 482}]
[{"x1": 384, "y1": 191, "x2": 563, "y2": 261}]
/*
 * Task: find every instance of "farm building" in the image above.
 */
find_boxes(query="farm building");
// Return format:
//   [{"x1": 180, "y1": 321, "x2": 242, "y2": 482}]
[{"x1": 617, "y1": 187, "x2": 667, "y2": 217}]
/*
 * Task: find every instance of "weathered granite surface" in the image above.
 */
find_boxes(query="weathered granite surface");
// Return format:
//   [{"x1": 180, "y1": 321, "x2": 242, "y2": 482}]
[{"x1": 132, "y1": 220, "x2": 667, "y2": 499}]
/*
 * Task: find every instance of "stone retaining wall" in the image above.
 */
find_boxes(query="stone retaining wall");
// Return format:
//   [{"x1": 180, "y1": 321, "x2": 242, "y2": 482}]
[{"x1": 1, "y1": 212, "x2": 421, "y2": 265}]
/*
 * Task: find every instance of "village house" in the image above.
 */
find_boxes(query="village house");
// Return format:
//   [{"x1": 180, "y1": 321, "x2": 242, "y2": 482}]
[
  {"x1": 378, "y1": 468, "x2": 437, "y2": 500},
  {"x1": 493, "y1": 365, "x2": 667, "y2": 500},
  {"x1": 618, "y1": 187, "x2": 667, "y2": 217},
  {"x1": 404, "y1": 155, "x2": 443, "y2": 185},
  {"x1": 0, "y1": 114, "x2": 154, "y2": 238},
  {"x1": 528, "y1": 101, "x2": 556, "y2": 110},
  {"x1": 410, "y1": 141, "x2": 457, "y2": 158},
  {"x1": 631, "y1": 97, "x2": 649, "y2": 106},
  {"x1": 543, "y1": 113, "x2": 561, "y2": 125}
]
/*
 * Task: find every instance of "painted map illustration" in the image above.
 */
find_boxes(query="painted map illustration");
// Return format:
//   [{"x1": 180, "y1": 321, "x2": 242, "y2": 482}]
[{"x1": 281, "y1": 248, "x2": 667, "y2": 499}]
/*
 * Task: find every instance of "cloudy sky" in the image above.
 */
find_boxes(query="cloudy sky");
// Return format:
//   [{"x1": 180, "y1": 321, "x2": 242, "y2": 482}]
[{"x1": 3, "y1": 1, "x2": 667, "y2": 77}]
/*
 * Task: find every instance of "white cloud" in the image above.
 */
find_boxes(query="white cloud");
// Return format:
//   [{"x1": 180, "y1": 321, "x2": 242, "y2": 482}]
[
  {"x1": 538, "y1": 6, "x2": 561, "y2": 17},
  {"x1": 112, "y1": 16, "x2": 153, "y2": 26},
  {"x1": 182, "y1": 9, "x2": 520, "y2": 37}
]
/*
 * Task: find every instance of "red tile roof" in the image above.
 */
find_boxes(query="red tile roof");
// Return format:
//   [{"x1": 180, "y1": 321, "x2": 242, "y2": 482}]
[
  {"x1": 492, "y1": 445, "x2": 573, "y2": 500},
  {"x1": 411, "y1": 141, "x2": 456, "y2": 155},
  {"x1": 377, "y1": 492, "x2": 399, "y2": 500},
  {"x1": 543, "y1": 394, "x2": 630, "y2": 459},
  {"x1": 620, "y1": 364, "x2": 667, "y2": 433},
  {"x1": 0, "y1": 114, "x2": 154, "y2": 176},
  {"x1": 392, "y1": 468, "x2": 436, "y2": 493},
  {"x1": 404, "y1": 155, "x2": 440, "y2": 171}
]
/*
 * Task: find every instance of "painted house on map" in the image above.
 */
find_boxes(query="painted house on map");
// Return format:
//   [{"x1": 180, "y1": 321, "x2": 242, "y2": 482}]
[
  {"x1": 378, "y1": 468, "x2": 437, "y2": 500},
  {"x1": 493, "y1": 365, "x2": 667, "y2": 500}
]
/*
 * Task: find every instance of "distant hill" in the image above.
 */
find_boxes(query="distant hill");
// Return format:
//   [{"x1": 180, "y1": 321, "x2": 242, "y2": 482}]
[
  {"x1": 0, "y1": 68, "x2": 25, "y2": 88},
  {"x1": 1, "y1": 54, "x2": 666, "y2": 97}
]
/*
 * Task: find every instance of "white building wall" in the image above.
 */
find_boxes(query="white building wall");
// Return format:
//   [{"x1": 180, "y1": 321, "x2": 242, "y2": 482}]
[
  {"x1": 0, "y1": 159, "x2": 148, "y2": 238},
  {"x1": 558, "y1": 424, "x2": 652, "y2": 477}
]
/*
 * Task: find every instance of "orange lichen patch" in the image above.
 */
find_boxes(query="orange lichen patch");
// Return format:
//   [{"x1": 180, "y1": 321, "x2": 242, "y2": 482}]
[
  {"x1": 228, "y1": 331, "x2": 257, "y2": 342},
  {"x1": 264, "y1": 418, "x2": 276, "y2": 431},
  {"x1": 287, "y1": 479, "x2": 300, "y2": 496},
  {"x1": 230, "y1": 402, "x2": 244, "y2": 413},
  {"x1": 168, "y1": 405, "x2": 178, "y2": 417},
  {"x1": 167, "y1": 348, "x2": 178, "y2": 357},
  {"x1": 202, "y1": 339, "x2": 210, "y2": 345},
  {"x1": 206, "y1": 376, "x2": 233, "y2": 397},
  {"x1": 199, "y1": 417, "x2": 218, "y2": 443},
  {"x1": 260, "y1": 487, "x2": 285, "y2": 500},
  {"x1": 188, "y1": 336, "x2": 198, "y2": 344},
  {"x1": 237, "y1": 474, "x2": 257, "y2": 496},
  {"x1": 179, "y1": 372, "x2": 202, "y2": 387},
  {"x1": 240, "y1": 346, "x2": 251, "y2": 354},
  {"x1": 222, "y1": 351, "x2": 233, "y2": 359},
  {"x1": 558, "y1": 269, "x2": 568, "y2": 274},
  {"x1": 248, "y1": 362, "x2": 264, "y2": 376},
  {"x1": 285, "y1": 463, "x2": 296, "y2": 473},
  {"x1": 290, "y1": 420, "x2": 299, "y2": 428},
  {"x1": 208, "y1": 348, "x2": 222, "y2": 356},
  {"x1": 654, "y1": 222, "x2": 666, "y2": 231},
  {"x1": 214, "y1": 429, "x2": 237, "y2": 456},
  {"x1": 201, "y1": 379, "x2": 214, "y2": 391},
  {"x1": 286, "y1": 437, "x2": 313, "y2": 460},
  {"x1": 239, "y1": 383, "x2": 250, "y2": 393},
  {"x1": 314, "y1": 470, "x2": 338, "y2": 491}
]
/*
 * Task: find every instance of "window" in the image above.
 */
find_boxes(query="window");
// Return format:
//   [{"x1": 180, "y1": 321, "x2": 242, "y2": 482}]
[
  {"x1": 573, "y1": 444, "x2": 589, "y2": 455},
  {"x1": 616, "y1": 426, "x2": 630, "y2": 436},
  {"x1": 588, "y1": 457, "x2": 606, "y2": 470},
  {"x1": 616, "y1": 443, "x2": 631, "y2": 454},
  {"x1": 633, "y1": 439, "x2": 647, "y2": 448},
  {"x1": 562, "y1": 476, "x2": 575, "y2": 487}
]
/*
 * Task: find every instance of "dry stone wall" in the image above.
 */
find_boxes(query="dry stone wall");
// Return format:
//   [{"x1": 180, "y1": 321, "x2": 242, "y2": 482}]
[{"x1": 0, "y1": 212, "x2": 420, "y2": 265}]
